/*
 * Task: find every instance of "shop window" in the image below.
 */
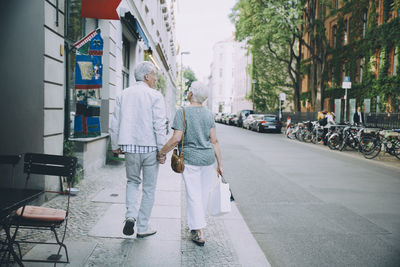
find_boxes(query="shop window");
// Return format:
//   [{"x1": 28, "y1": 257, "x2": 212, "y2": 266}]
[{"x1": 122, "y1": 36, "x2": 130, "y2": 89}]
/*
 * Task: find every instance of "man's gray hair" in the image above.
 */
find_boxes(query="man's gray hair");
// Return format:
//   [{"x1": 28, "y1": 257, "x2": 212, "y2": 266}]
[
  {"x1": 189, "y1": 81, "x2": 209, "y2": 104},
  {"x1": 134, "y1": 61, "x2": 156, "y2": 81}
]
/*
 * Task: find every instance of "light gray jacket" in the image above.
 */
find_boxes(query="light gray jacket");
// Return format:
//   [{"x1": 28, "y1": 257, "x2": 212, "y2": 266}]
[{"x1": 110, "y1": 81, "x2": 167, "y2": 151}]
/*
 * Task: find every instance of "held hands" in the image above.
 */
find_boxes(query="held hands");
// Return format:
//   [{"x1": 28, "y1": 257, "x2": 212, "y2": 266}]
[
  {"x1": 112, "y1": 148, "x2": 123, "y2": 154},
  {"x1": 157, "y1": 152, "x2": 167, "y2": 164}
]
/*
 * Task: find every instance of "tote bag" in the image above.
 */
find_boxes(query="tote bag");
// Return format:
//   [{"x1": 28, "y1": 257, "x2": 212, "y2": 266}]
[{"x1": 209, "y1": 176, "x2": 231, "y2": 216}]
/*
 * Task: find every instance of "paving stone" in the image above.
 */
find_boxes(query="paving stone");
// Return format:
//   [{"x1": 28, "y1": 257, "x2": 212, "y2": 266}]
[{"x1": 5, "y1": 161, "x2": 267, "y2": 266}]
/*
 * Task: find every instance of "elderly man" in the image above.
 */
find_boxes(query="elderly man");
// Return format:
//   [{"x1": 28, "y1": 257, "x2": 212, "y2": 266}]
[{"x1": 110, "y1": 61, "x2": 167, "y2": 238}]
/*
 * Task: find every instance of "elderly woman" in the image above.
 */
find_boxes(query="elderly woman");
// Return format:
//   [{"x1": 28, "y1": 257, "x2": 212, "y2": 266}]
[{"x1": 157, "y1": 81, "x2": 223, "y2": 246}]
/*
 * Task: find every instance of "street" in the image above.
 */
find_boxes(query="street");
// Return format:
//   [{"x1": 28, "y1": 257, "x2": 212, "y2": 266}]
[{"x1": 217, "y1": 123, "x2": 400, "y2": 267}]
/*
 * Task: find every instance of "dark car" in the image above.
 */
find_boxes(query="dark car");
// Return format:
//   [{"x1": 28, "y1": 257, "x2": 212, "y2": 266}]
[
  {"x1": 237, "y1": 109, "x2": 254, "y2": 128},
  {"x1": 250, "y1": 114, "x2": 282, "y2": 133}
]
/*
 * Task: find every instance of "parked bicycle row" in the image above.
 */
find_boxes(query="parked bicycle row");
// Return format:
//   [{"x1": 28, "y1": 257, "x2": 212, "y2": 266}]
[
  {"x1": 286, "y1": 121, "x2": 400, "y2": 160},
  {"x1": 215, "y1": 111, "x2": 282, "y2": 133}
]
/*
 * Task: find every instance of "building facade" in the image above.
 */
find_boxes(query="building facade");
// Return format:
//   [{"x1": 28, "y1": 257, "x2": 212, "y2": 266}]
[
  {"x1": 209, "y1": 35, "x2": 252, "y2": 114},
  {"x1": 300, "y1": 0, "x2": 399, "y2": 122},
  {"x1": 0, "y1": 0, "x2": 177, "y2": 190}
]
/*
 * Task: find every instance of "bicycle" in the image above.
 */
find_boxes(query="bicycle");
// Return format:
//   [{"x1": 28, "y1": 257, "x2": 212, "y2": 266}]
[
  {"x1": 338, "y1": 126, "x2": 363, "y2": 152},
  {"x1": 327, "y1": 125, "x2": 347, "y2": 150},
  {"x1": 311, "y1": 122, "x2": 324, "y2": 144},
  {"x1": 363, "y1": 130, "x2": 400, "y2": 160}
]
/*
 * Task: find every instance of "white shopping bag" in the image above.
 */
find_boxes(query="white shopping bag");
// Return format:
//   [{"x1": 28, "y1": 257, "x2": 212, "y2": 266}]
[{"x1": 208, "y1": 176, "x2": 231, "y2": 216}]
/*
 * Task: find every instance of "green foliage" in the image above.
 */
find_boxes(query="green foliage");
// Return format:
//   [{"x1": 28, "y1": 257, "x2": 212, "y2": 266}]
[
  {"x1": 182, "y1": 67, "x2": 197, "y2": 94},
  {"x1": 183, "y1": 67, "x2": 197, "y2": 89},
  {"x1": 323, "y1": 1, "x2": 400, "y2": 112},
  {"x1": 155, "y1": 73, "x2": 166, "y2": 96},
  {"x1": 63, "y1": 140, "x2": 83, "y2": 187},
  {"x1": 231, "y1": 0, "x2": 302, "y2": 111}
]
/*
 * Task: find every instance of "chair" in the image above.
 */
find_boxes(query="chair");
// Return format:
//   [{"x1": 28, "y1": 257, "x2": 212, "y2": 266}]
[
  {"x1": 0, "y1": 155, "x2": 22, "y2": 264},
  {"x1": 0, "y1": 154, "x2": 22, "y2": 187},
  {"x1": 11, "y1": 153, "x2": 77, "y2": 264}
]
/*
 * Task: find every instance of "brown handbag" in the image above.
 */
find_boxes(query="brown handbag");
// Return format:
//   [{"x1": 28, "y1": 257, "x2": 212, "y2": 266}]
[{"x1": 171, "y1": 107, "x2": 185, "y2": 173}]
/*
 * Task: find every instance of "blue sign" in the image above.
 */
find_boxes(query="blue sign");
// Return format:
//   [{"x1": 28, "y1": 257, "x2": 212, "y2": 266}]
[
  {"x1": 75, "y1": 55, "x2": 103, "y2": 89},
  {"x1": 344, "y1": 76, "x2": 350, "y2": 82}
]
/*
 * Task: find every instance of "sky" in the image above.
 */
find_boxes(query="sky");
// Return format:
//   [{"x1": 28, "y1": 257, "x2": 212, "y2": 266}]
[{"x1": 175, "y1": 0, "x2": 236, "y2": 82}]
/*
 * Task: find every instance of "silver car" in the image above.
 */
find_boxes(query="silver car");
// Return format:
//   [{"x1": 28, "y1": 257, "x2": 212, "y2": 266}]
[{"x1": 243, "y1": 114, "x2": 263, "y2": 130}]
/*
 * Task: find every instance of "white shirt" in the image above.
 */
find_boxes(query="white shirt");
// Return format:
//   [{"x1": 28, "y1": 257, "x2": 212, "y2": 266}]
[
  {"x1": 110, "y1": 81, "x2": 167, "y2": 151},
  {"x1": 325, "y1": 113, "x2": 336, "y2": 128},
  {"x1": 358, "y1": 112, "x2": 363, "y2": 123}
]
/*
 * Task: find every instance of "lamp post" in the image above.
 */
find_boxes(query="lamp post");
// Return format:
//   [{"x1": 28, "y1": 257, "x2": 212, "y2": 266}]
[
  {"x1": 180, "y1": 51, "x2": 190, "y2": 106},
  {"x1": 251, "y1": 79, "x2": 256, "y2": 110}
]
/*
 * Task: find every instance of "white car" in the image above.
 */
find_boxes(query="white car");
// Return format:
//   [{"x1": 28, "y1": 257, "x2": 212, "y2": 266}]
[{"x1": 243, "y1": 114, "x2": 262, "y2": 129}]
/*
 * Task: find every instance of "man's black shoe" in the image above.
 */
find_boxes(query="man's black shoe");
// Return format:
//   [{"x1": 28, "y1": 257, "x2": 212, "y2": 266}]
[{"x1": 123, "y1": 218, "x2": 135, "y2": 236}]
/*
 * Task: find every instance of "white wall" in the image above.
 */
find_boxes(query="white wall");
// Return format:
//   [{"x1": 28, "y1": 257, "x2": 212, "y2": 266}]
[
  {"x1": 44, "y1": 0, "x2": 65, "y2": 157},
  {"x1": 210, "y1": 36, "x2": 251, "y2": 114}
]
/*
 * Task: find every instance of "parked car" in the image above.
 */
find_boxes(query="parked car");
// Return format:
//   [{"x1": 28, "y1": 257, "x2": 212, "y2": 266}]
[
  {"x1": 242, "y1": 114, "x2": 261, "y2": 130},
  {"x1": 232, "y1": 115, "x2": 240, "y2": 126},
  {"x1": 221, "y1": 113, "x2": 229, "y2": 124},
  {"x1": 237, "y1": 109, "x2": 254, "y2": 128},
  {"x1": 215, "y1": 113, "x2": 223, "y2": 123},
  {"x1": 250, "y1": 114, "x2": 282, "y2": 133},
  {"x1": 226, "y1": 114, "x2": 237, "y2": 125}
]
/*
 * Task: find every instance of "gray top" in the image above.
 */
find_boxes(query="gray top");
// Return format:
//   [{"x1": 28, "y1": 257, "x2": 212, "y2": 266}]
[{"x1": 172, "y1": 106, "x2": 216, "y2": 166}]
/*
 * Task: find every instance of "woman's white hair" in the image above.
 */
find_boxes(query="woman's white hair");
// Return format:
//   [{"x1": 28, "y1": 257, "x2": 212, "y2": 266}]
[
  {"x1": 189, "y1": 81, "x2": 209, "y2": 104},
  {"x1": 134, "y1": 61, "x2": 156, "y2": 81}
]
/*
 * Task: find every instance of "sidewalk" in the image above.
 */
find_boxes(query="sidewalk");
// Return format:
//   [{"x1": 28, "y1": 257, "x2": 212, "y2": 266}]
[{"x1": 16, "y1": 157, "x2": 270, "y2": 267}]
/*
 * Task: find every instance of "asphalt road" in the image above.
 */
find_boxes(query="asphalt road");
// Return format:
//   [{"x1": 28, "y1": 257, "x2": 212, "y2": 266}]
[{"x1": 217, "y1": 123, "x2": 400, "y2": 267}]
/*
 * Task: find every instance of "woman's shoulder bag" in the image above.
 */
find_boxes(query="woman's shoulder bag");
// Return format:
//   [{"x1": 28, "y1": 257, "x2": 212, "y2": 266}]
[{"x1": 171, "y1": 107, "x2": 185, "y2": 173}]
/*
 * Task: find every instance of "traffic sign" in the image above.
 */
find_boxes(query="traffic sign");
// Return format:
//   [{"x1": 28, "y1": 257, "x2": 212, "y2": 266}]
[{"x1": 342, "y1": 82, "x2": 351, "y2": 89}]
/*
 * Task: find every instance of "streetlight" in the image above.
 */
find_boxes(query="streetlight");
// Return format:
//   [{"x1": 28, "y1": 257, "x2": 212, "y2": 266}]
[
  {"x1": 180, "y1": 51, "x2": 190, "y2": 106},
  {"x1": 251, "y1": 79, "x2": 256, "y2": 110}
]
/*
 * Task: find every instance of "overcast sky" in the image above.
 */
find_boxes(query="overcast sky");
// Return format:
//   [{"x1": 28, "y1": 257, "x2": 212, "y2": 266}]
[{"x1": 175, "y1": 0, "x2": 236, "y2": 82}]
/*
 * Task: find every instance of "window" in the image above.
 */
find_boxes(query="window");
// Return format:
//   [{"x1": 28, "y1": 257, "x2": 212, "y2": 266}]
[
  {"x1": 122, "y1": 36, "x2": 130, "y2": 89},
  {"x1": 343, "y1": 19, "x2": 348, "y2": 45},
  {"x1": 394, "y1": 47, "x2": 399, "y2": 75},
  {"x1": 348, "y1": 18, "x2": 351, "y2": 42},
  {"x1": 342, "y1": 64, "x2": 348, "y2": 83},
  {"x1": 363, "y1": 10, "x2": 368, "y2": 37},
  {"x1": 379, "y1": 49, "x2": 385, "y2": 76},
  {"x1": 360, "y1": 58, "x2": 364, "y2": 83},
  {"x1": 332, "y1": 25, "x2": 337, "y2": 48}
]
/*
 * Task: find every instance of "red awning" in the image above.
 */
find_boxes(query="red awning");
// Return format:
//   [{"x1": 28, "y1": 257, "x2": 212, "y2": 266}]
[{"x1": 81, "y1": 0, "x2": 121, "y2": 20}]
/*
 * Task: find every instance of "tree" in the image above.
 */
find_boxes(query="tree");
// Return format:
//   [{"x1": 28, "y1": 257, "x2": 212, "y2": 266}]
[
  {"x1": 231, "y1": 0, "x2": 304, "y2": 111},
  {"x1": 182, "y1": 66, "x2": 197, "y2": 93},
  {"x1": 301, "y1": 0, "x2": 329, "y2": 111}
]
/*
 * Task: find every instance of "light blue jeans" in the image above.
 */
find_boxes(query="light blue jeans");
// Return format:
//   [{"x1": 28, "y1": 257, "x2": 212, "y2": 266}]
[{"x1": 125, "y1": 151, "x2": 159, "y2": 233}]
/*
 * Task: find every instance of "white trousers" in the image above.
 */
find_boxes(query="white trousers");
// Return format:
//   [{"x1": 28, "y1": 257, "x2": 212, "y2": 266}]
[{"x1": 182, "y1": 163, "x2": 217, "y2": 230}]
